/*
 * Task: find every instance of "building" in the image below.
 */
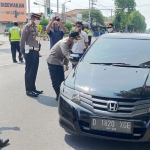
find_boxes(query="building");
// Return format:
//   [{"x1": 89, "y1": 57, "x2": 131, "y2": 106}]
[
  {"x1": 66, "y1": 9, "x2": 87, "y2": 24},
  {"x1": 65, "y1": 9, "x2": 110, "y2": 27},
  {"x1": 0, "y1": 0, "x2": 26, "y2": 33}
]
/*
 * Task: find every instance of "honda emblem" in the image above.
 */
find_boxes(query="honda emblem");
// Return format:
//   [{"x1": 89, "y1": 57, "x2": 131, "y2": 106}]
[{"x1": 107, "y1": 101, "x2": 118, "y2": 112}]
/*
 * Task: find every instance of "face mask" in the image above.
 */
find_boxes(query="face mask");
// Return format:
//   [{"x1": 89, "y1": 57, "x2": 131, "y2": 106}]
[
  {"x1": 34, "y1": 20, "x2": 39, "y2": 25},
  {"x1": 108, "y1": 28, "x2": 113, "y2": 33}
]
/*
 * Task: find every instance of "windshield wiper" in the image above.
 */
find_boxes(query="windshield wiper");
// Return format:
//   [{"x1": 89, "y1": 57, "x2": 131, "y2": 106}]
[
  {"x1": 112, "y1": 64, "x2": 146, "y2": 68},
  {"x1": 90, "y1": 62, "x2": 149, "y2": 68},
  {"x1": 90, "y1": 62, "x2": 127, "y2": 65}
]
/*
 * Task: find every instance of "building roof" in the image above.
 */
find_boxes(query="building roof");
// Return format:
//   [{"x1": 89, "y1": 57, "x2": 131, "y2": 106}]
[{"x1": 66, "y1": 9, "x2": 87, "y2": 17}]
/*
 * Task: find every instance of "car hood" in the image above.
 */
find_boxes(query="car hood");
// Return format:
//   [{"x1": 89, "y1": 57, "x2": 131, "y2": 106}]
[{"x1": 73, "y1": 62, "x2": 150, "y2": 99}]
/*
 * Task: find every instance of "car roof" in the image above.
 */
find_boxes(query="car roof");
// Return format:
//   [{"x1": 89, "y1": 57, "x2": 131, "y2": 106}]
[{"x1": 100, "y1": 33, "x2": 150, "y2": 40}]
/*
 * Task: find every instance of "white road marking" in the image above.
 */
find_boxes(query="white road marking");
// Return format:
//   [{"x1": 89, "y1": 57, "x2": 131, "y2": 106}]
[{"x1": 1, "y1": 64, "x2": 10, "y2": 67}]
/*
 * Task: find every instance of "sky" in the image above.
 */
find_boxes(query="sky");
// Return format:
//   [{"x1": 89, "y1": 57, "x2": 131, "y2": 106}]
[{"x1": 28, "y1": 0, "x2": 150, "y2": 28}]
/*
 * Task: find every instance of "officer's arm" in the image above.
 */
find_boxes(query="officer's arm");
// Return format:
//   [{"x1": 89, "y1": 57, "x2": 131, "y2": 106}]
[
  {"x1": 9, "y1": 31, "x2": 11, "y2": 43},
  {"x1": 20, "y1": 28, "x2": 21, "y2": 37},
  {"x1": 60, "y1": 43, "x2": 70, "y2": 65},
  {"x1": 20, "y1": 26, "x2": 30, "y2": 54}
]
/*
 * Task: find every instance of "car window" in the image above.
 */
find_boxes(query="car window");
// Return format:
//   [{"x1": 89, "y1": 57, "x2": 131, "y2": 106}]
[{"x1": 83, "y1": 38, "x2": 150, "y2": 66}]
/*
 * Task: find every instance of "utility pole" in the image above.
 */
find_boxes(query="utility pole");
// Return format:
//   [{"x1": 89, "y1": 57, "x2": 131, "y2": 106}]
[
  {"x1": 91, "y1": 0, "x2": 94, "y2": 9},
  {"x1": 62, "y1": 3, "x2": 65, "y2": 23},
  {"x1": 28, "y1": 0, "x2": 30, "y2": 22},
  {"x1": 57, "y1": 0, "x2": 59, "y2": 15},
  {"x1": 49, "y1": 0, "x2": 51, "y2": 20},
  {"x1": 89, "y1": 0, "x2": 91, "y2": 28},
  {"x1": 44, "y1": 0, "x2": 46, "y2": 18},
  {"x1": 111, "y1": 9, "x2": 113, "y2": 19}
]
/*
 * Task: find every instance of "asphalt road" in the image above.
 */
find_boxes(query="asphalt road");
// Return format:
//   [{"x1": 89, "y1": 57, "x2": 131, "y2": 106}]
[{"x1": 0, "y1": 39, "x2": 150, "y2": 150}]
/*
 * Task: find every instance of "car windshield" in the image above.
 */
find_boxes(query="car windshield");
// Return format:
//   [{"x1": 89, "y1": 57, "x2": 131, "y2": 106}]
[{"x1": 83, "y1": 38, "x2": 150, "y2": 67}]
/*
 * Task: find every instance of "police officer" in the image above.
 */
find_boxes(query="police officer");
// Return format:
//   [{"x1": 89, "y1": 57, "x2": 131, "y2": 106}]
[
  {"x1": 9, "y1": 21, "x2": 23, "y2": 63},
  {"x1": 87, "y1": 27, "x2": 93, "y2": 46},
  {"x1": 47, "y1": 30, "x2": 82, "y2": 101},
  {"x1": 20, "y1": 13, "x2": 43, "y2": 97}
]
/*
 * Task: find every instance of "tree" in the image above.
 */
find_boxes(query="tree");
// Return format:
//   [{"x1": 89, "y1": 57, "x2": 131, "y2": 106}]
[
  {"x1": 115, "y1": 0, "x2": 136, "y2": 11},
  {"x1": 114, "y1": 0, "x2": 146, "y2": 32},
  {"x1": 114, "y1": 0, "x2": 136, "y2": 29},
  {"x1": 129, "y1": 10, "x2": 147, "y2": 32},
  {"x1": 39, "y1": 19, "x2": 49, "y2": 26},
  {"x1": 82, "y1": 9, "x2": 104, "y2": 27},
  {"x1": 39, "y1": 19, "x2": 49, "y2": 31},
  {"x1": 64, "y1": 22, "x2": 73, "y2": 31}
]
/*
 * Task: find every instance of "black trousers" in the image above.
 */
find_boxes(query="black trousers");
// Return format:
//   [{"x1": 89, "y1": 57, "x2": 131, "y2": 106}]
[
  {"x1": 25, "y1": 50, "x2": 39, "y2": 92},
  {"x1": 11, "y1": 42, "x2": 23, "y2": 62},
  {"x1": 88, "y1": 36, "x2": 92, "y2": 46},
  {"x1": 48, "y1": 63, "x2": 64, "y2": 97}
]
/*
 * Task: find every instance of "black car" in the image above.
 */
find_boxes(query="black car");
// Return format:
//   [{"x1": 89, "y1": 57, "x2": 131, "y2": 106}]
[{"x1": 58, "y1": 33, "x2": 150, "y2": 142}]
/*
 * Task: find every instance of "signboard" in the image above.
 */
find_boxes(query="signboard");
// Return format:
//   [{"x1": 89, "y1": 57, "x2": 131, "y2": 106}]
[{"x1": 0, "y1": 0, "x2": 26, "y2": 22}]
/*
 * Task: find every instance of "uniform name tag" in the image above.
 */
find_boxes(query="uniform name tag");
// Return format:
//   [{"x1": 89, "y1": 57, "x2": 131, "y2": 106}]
[{"x1": 25, "y1": 45, "x2": 29, "y2": 54}]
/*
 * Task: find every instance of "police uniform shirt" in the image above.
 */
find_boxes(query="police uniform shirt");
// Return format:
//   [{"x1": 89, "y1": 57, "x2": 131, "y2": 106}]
[
  {"x1": 46, "y1": 37, "x2": 71, "y2": 66},
  {"x1": 20, "y1": 24, "x2": 39, "y2": 54}
]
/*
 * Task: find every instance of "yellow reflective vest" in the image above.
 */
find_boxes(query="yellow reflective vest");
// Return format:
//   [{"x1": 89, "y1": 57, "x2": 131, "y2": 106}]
[
  {"x1": 88, "y1": 30, "x2": 93, "y2": 36},
  {"x1": 9, "y1": 26, "x2": 21, "y2": 42}
]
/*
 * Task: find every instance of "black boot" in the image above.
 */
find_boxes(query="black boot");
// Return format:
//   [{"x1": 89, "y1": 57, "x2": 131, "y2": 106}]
[
  {"x1": 34, "y1": 90, "x2": 43, "y2": 94},
  {"x1": 26, "y1": 91, "x2": 39, "y2": 97}
]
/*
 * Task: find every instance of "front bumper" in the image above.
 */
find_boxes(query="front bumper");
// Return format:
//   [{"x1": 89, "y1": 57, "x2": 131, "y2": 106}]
[{"x1": 58, "y1": 94, "x2": 150, "y2": 142}]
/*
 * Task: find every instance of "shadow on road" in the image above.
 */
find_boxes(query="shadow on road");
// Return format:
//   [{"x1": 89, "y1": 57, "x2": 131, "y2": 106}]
[
  {"x1": 0, "y1": 143, "x2": 10, "y2": 150},
  {"x1": 34, "y1": 95, "x2": 58, "y2": 107},
  {"x1": 64, "y1": 134, "x2": 150, "y2": 150},
  {"x1": 0, "y1": 127, "x2": 20, "y2": 134}
]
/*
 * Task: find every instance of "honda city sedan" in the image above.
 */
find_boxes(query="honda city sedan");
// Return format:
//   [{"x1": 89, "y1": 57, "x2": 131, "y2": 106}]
[{"x1": 58, "y1": 33, "x2": 150, "y2": 142}]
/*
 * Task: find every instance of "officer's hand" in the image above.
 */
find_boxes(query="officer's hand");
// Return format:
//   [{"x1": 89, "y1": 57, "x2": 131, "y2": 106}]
[
  {"x1": 65, "y1": 65, "x2": 69, "y2": 71},
  {"x1": 25, "y1": 22, "x2": 32, "y2": 27}
]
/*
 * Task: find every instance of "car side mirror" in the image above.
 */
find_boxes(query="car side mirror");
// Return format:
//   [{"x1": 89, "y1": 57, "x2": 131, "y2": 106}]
[{"x1": 69, "y1": 54, "x2": 80, "y2": 64}]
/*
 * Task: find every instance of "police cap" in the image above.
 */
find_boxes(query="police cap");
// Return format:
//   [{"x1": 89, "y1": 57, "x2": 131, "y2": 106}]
[
  {"x1": 31, "y1": 13, "x2": 43, "y2": 20},
  {"x1": 69, "y1": 30, "x2": 82, "y2": 40}
]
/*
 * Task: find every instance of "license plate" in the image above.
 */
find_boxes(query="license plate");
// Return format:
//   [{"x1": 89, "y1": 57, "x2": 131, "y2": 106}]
[{"x1": 91, "y1": 118, "x2": 132, "y2": 134}]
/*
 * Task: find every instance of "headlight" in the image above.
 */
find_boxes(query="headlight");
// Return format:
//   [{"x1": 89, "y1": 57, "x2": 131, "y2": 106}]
[{"x1": 60, "y1": 82, "x2": 80, "y2": 104}]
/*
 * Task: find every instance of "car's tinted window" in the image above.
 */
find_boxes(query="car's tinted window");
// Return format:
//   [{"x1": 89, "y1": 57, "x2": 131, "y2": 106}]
[{"x1": 83, "y1": 38, "x2": 150, "y2": 66}]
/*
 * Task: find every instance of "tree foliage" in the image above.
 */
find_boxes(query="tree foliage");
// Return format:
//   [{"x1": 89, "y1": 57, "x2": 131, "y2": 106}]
[
  {"x1": 115, "y1": 0, "x2": 136, "y2": 11},
  {"x1": 39, "y1": 19, "x2": 49, "y2": 26},
  {"x1": 39, "y1": 19, "x2": 49, "y2": 31},
  {"x1": 64, "y1": 22, "x2": 73, "y2": 31},
  {"x1": 129, "y1": 10, "x2": 146, "y2": 32},
  {"x1": 82, "y1": 9, "x2": 104, "y2": 27}
]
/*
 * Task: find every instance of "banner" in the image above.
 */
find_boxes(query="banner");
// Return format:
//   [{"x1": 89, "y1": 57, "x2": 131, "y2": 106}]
[{"x1": 0, "y1": 0, "x2": 26, "y2": 22}]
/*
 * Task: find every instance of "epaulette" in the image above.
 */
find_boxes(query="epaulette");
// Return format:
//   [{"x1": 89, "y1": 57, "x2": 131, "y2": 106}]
[{"x1": 25, "y1": 23, "x2": 32, "y2": 27}]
